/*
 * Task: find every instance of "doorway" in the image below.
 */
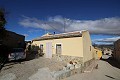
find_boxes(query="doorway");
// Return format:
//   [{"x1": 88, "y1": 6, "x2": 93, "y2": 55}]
[{"x1": 46, "y1": 42, "x2": 52, "y2": 58}]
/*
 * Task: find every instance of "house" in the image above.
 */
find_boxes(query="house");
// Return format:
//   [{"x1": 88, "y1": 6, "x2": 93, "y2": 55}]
[
  {"x1": 32, "y1": 30, "x2": 94, "y2": 66},
  {"x1": 0, "y1": 30, "x2": 25, "y2": 48},
  {"x1": 114, "y1": 39, "x2": 120, "y2": 62},
  {"x1": 25, "y1": 41, "x2": 32, "y2": 51},
  {"x1": 0, "y1": 30, "x2": 25, "y2": 63},
  {"x1": 103, "y1": 48, "x2": 113, "y2": 55},
  {"x1": 94, "y1": 48, "x2": 102, "y2": 59}
]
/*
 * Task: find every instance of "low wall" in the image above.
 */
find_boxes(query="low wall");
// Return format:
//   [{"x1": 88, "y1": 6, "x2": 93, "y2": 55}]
[
  {"x1": 51, "y1": 54, "x2": 94, "y2": 80},
  {"x1": 82, "y1": 58, "x2": 94, "y2": 72},
  {"x1": 52, "y1": 54, "x2": 83, "y2": 64}
]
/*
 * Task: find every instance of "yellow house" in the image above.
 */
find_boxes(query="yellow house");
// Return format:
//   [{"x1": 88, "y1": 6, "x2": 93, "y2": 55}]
[
  {"x1": 32, "y1": 30, "x2": 94, "y2": 65},
  {"x1": 94, "y1": 48, "x2": 102, "y2": 59}
]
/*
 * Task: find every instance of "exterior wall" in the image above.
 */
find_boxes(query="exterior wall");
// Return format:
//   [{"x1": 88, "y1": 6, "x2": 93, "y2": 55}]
[
  {"x1": 32, "y1": 37, "x2": 83, "y2": 58},
  {"x1": 2, "y1": 31, "x2": 25, "y2": 48},
  {"x1": 82, "y1": 31, "x2": 93, "y2": 62},
  {"x1": 52, "y1": 37, "x2": 83, "y2": 57},
  {"x1": 91, "y1": 46, "x2": 97, "y2": 59},
  {"x1": 114, "y1": 39, "x2": 120, "y2": 62},
  {"x1": 32, "y1": 40, "x2": 53, "y2": 57},
  {"x1": 94, "y1": 48, "x2": 102, "y2": 59}
]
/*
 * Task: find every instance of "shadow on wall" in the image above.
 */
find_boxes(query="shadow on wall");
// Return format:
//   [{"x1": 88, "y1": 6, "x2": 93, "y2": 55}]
[
  {"x1": 100, "y1": 56, "x2": 120, "y2": 69},
  {"x1": 25, "y1": 45, "x2": 44, "y2": 61}
]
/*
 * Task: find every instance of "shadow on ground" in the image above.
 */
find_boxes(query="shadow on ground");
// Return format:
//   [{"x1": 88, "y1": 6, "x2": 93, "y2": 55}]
[
  {"x1": 25, "y1": 52, "x2": 39, "y2": 61},
  {"x1": 101, "y1": 57, "x2": 120, "y2": 69},
  {"x1": 105, "y1": 75, "x2": 116, "y2": 79},
  {"x1": 0, "y1": 52, "x2": 43, "y2": 71}
]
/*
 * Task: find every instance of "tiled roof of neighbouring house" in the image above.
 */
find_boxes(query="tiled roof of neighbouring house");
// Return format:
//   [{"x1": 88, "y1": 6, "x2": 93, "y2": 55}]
[{"x1": 32, "y1": 30, "x2": 87, "y2": 41}]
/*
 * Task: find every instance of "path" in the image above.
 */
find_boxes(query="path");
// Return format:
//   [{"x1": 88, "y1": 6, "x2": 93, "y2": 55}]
[{"x1": 62, "y1": 60, "x2": 120, "y2": 80}]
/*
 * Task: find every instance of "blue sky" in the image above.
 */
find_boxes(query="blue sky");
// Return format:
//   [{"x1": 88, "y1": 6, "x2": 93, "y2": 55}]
[{"x1": 0, "y1": 0, "x2": 120, "y2": 44}]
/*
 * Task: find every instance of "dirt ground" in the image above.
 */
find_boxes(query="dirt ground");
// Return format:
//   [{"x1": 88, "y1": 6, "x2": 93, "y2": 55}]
[
  {"x1": 0, "y1": 56, "x2": 120, "y2": 80},
  {"x1": 0, "y1": 57, "x2": 66, "y2": 80},
  {"x1": 62, "y1": 60, "x2": 120, "y2": 80}
]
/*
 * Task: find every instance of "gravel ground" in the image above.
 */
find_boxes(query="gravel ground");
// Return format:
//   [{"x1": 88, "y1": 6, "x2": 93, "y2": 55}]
[
  {"x1": 0, "y1": 57, "x2": 66, "y2": 80},
  {"x1": 29, "y1": 68, "x2": 55, "y2": 80},
  {"x1": 62, "y1": 60, "x2": 120, "y2": 80}
]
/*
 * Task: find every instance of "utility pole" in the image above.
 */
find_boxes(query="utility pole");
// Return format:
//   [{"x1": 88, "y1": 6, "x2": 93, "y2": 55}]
[
  {"x1": 63, "y1": 18, "x2": 71, "y2": 33},
  {"x1": 44, "y1": 22, "x2": 47, "y2": 34}
]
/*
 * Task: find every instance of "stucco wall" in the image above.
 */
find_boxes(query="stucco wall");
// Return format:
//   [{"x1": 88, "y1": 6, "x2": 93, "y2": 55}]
[
  {"x1": 82, "y1": 31, "x2": 93, "y2": 62},
  {"x1": 32, "y1": 37, "x2": 83, "y2": 57},
  {"x1": 32, "y1": 40, "x2": 52, "y2": 57},
  {"x1": 94, "y1": 48, "x2": 102, "y2": 59}
]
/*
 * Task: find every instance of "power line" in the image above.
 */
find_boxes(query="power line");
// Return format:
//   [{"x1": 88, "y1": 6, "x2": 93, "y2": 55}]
[{"x1": 46, "y1": 23, "x2": 63, "y2": 33}]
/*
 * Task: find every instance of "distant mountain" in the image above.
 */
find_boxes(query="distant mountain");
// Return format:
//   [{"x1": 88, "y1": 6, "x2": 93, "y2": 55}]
[{"x1": 93, "y1": 44, "x2": 114, "y2": 50}]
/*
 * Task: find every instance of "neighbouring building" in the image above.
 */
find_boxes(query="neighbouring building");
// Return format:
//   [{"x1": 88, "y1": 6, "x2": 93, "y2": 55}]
[
  {"x1": 25, "y1": 41, "x2": 31, "y2": 50},
  {"x1": 103, "y1": 48, "x2": 113, "y2": 55},
  {"x1": 32, "y1": 30, "x2": 94, "y2": 67},
  {"x1": 94, "y1": 48, "x2": 102, "y2": 59},
  {"x1": 114, "y1": 39, "x2": 120, "y2": 62},
  {"x1": 1, "y1": 30, "x2": 25, "y2": 48}
]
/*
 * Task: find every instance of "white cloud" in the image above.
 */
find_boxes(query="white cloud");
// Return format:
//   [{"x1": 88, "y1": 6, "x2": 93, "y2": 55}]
[
  {"x1": 28, "y1": 29, "x2": 42, "y2": 33},
  {"x1": 19, "y1": 15, "x2": 120, "y2": 35},
  {"x1": 94, "y1": 36, "x2": 120, "y2": 43},
  {"x1": 23, "y1": 34, "x2": 29, "y2": 37}
]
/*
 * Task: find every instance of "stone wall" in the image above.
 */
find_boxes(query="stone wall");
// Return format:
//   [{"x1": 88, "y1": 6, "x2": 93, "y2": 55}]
[
  {"x1": 51, "y1": 54, "x2": 94, "y2": 80},
  {"x1": 83, "y1": 59, "x2": 94, "y2": 70},
  {"x1": 52, "y1": 54, "x2": 83, "y2": 64}
]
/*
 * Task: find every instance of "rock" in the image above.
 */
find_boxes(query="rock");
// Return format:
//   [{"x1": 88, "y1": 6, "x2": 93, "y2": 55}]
[
  {"x1": 63, "y1": 66, "x2": 67, "y2": 71},
  {"x1": 67, "y1": 63, "x2": 72, "y2": 68},
  {"x1": 75, "y1": 64, "x2": 81, "y2": 69},
  {"x1": 73, "y1": 62, "x2": 76, "y2": 65},
  {"x1": 70, "y1": 65, "x2": 74, "y2": 70}
]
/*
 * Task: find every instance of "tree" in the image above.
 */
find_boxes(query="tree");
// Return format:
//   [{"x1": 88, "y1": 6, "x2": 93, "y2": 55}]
[
  {"x1": 0, "y1": 8, "x2": 6, "y2": 29},
  {"x1": 0, "y1": 8, "x2": 7, "y2": 66},
  {"x1": 0, "y1": 8, "x2": 7, "y2": 40}
]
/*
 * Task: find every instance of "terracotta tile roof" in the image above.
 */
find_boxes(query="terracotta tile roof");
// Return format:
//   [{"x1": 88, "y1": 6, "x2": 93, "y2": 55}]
[{"x1": 32, "y1": 31, "x2": 86, "y2": 41}]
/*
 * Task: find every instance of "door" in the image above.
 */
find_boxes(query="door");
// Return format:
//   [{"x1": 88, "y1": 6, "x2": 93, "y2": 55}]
[
  {"x1": 56, "y1": 44, "x2": 62, "y2": 55},
  {"x1": 46, "y1": 42, "x2": 52, "y2": 58}
]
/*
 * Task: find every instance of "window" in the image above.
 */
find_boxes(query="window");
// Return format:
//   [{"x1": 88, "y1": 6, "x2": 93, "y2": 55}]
[
  {"x1": 90, "y1": 46, "x2": 91, "y2": 51},
  {"x1": 56, "y1": 44, "x2": 62, "y2": 55},
  {"x1": 40, "y1": 44, "x2": 43, "y2": 53}
]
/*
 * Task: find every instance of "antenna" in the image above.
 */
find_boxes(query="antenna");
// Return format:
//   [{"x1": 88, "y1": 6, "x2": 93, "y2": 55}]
[
  {"x1": 64, "y1": 18, "x2": 65, "y2": 33},
  {"x1": 44, "y1": 22, "x2": 47, "y2": 34}
]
